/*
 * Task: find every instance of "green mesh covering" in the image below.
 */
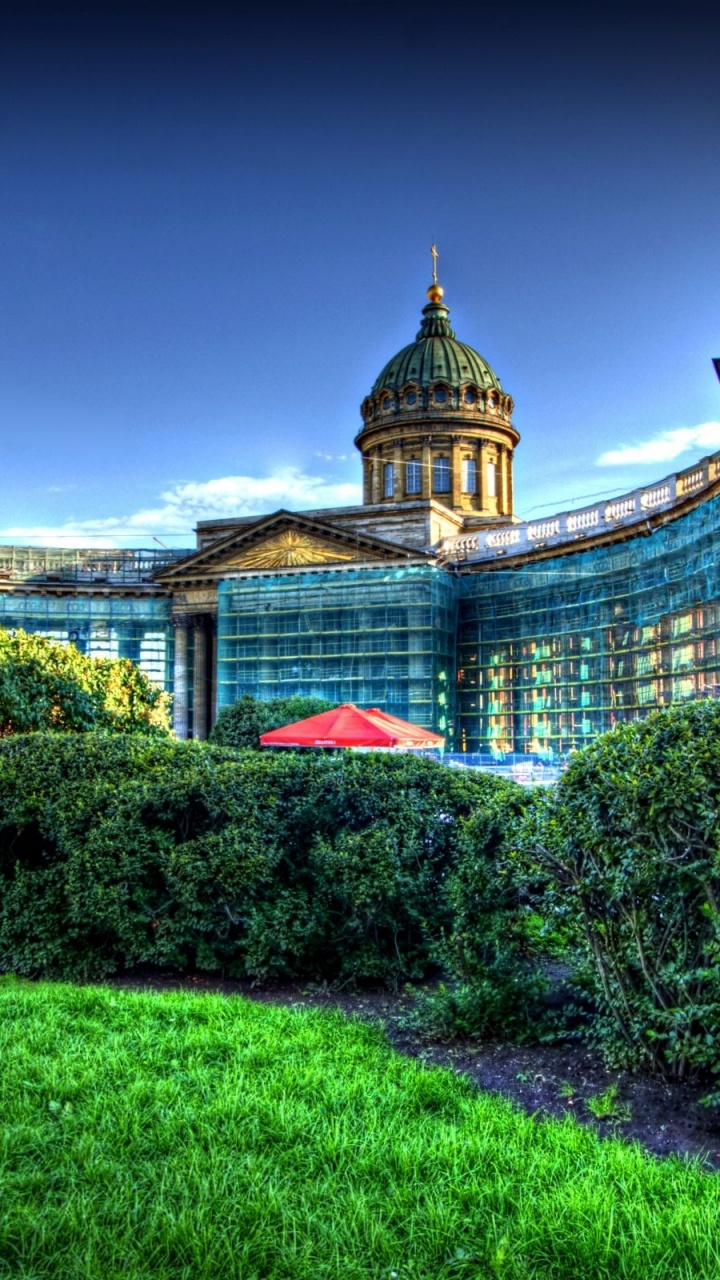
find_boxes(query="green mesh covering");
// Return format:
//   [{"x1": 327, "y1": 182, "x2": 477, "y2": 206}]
[
  {"x1": 457, "y1": 492, "x2": 720, "y2": 755},
  {"x1": 0, "y1": 594, "x2": 175, "y2": 692},
  {"x1": 217, "y1": 565, "x2": 457, "y2": 737}
]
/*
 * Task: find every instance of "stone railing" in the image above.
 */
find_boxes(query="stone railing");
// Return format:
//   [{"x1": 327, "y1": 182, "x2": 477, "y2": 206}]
[{"x1": 440, "y1": 450, "x2": 720, "y2": 565}]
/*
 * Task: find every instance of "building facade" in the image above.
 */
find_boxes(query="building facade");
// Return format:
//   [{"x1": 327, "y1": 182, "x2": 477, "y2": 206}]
[{"x1": 2, "y1": 277, "x2": 719, "y2": 755}]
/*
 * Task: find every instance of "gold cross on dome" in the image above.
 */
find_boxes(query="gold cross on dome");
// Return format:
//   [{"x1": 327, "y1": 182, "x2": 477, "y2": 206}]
[{"x1": 430, "y1": 243, "x2": 439, "y2": 285}]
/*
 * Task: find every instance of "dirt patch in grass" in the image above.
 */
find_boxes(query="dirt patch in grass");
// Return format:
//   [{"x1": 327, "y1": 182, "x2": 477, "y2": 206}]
[{"x1": 108, "y1": 969, "x2": 720, "y2": 1170}]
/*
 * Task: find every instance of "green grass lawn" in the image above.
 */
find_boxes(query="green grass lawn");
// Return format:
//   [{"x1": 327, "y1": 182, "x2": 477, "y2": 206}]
[{"x1": 1, "y1": 980, "x2": 719, "y2": 1279}]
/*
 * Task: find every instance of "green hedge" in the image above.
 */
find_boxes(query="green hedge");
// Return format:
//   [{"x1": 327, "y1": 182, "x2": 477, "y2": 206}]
[
  {"x1": 520, "y1": 700, "x2": 720, "y2": 1084},
  {"x1": 0, "y1": 734, "x2": 528, "y2": 985},
  {"x1": 210, "y1": 695, "x2": 337, "y2": 749}
]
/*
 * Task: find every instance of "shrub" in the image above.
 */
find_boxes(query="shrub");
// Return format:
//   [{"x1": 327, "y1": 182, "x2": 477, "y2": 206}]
[
  {"x1": 210, "y1": 695, "x2": 337, "y2": 749},
  {"x1": 520, "y1": 700, "x2": 720, "y2": 1083},
  {"x1": 0, "y1": 733, "x2": 524, "y2": 986},
  {"x1": 401, "y1": 788, "x2": 551, "y2": 1041},
  {"x1": 0, "y1": 627, "x2": 170, "y2": 735}
]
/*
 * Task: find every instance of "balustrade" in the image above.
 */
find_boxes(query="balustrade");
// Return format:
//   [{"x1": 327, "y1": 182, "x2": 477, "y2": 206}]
[
  {"x1": 567, "y1": 508, "x2": 600, "y2": 532},
  {"x1": 604, "y1": 497, "x2": 636, "y2": 521},
  {"x1": 528, "y1": 519, "x2": 560, "y2": 540},
  {"x1": 640, "y1": 484, "x2": 672, "y2": 509},
  {"x1": 486, "y1": 529, "x2": 522, "y2": 548},
  {"x1": 440, "y1": 446, "x2": 720, "y2": 565}
]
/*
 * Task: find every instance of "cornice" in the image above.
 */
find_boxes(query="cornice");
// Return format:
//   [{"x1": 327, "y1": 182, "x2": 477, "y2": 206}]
[{"x1": 355, "y1": 414, "x2": 520, "y2": 452}]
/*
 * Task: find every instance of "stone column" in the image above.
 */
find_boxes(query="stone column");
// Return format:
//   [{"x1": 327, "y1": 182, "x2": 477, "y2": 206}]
[
  {"x1": 393, "y1": 441, "x2": 403, "y2": 500},
  {"x1": 208, "y1": 616, "x2": 218, "y2": 731},
  {"x1": 371, "y1": 452, "x2": 381, "y2": 504},
  {"x1": 451, "y1": 438, "x2": 463, "y2": 509},
  {"x1": 478, "y1": 440, "x2": 487, "y2": 511},
  {"x1": 172, "y1": 617, "x2": 189, "y2": 740},
  {"x1": 421, "y1": 440, "x2": 432, "y2": 498},
  {"x1": 498, "y1": 446, "x2": 508, "y2": 515},
  {"x1": 487, "y1": 448, "x2": 499, "y2": 512},
  {"x1": 193, "y1": 615, "x2": 209, "y2": 741},
  {"x1": 505, "y1": 447, "x2": 514, "y2": 516}
]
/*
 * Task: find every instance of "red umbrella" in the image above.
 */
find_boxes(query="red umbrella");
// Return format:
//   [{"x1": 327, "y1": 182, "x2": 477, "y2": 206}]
[{"x1": 259, "y1": 703, "x2": 445, "y2": 750}]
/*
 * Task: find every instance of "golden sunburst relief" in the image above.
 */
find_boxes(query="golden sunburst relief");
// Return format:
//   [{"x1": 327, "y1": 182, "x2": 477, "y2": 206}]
[{"x1": 228, "y1": 529, "x2": 358, "y2": 569}]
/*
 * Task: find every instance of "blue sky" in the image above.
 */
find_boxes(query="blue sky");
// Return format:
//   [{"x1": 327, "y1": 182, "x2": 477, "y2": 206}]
[{"x1": 1, "y1": 0, "x2": 719, "y2": 547}]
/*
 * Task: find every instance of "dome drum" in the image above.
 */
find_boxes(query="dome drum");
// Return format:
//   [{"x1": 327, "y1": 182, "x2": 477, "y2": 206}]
[{"x1": 360, "y1": 433, "x2": 514, "y2": 519}]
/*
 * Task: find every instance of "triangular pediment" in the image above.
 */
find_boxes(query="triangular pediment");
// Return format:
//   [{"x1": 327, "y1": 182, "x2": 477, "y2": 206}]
[
  {"x1": 223, "y1": 527, "x2": 357, "y2": 569},
  {"x1": 156, "y1": 510, "x2": 422, "y2": 585}
]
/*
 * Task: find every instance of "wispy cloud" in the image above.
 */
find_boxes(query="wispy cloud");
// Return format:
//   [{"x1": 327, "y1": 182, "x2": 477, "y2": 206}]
[
  {"x1": 597, "y1": 422, "x2": 720, "y2": 467},
  {"x1": 0, "y1": 467, "x2": 363, "y2": 547}
]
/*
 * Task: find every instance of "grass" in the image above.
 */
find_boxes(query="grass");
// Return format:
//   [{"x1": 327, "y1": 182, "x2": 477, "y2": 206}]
[
  {"x1": 586, "y1": 1083, "x2": 632, "y2": 1124},
  {"x1": 1, "y1": 979, "x2": 719, "y2": 1279}
]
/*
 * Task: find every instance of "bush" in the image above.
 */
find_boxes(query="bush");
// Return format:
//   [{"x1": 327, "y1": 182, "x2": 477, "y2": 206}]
[
  {"x1": 0, "y1": 627, "x2": 170, "y2": 735},
  {"x1": 520, "y1": 700, "x2": 720, "y2": 1084},
  {"x1": 0, "y1": 733, "x2": 525, "y2": 987},
  {"x1": 210, "y1": 695, "x2": 337, "y2": 749},
  {"x1": 401, "y1": 789, "x2": 551, "y2": 1041}
]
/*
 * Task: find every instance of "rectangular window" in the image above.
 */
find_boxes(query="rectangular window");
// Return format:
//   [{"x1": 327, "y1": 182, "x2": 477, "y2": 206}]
[
  {"x1": 406, "y1": 458, "x2": 421, "y2": 495},
  {"x1": 462, "y1": 458, "x2": 477, "y2": 494},
  {"x1": 486, "y1": 461, "x2": 497, "y2": 498},
  {"x1": 433, "y1": 456, "x2": 450, "y2": 493},
  {"x1": 383, "y1": 462, "x2": 394, "y2": 498}
]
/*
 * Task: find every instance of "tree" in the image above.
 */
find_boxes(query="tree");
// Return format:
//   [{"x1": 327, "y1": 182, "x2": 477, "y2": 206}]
[
  {"x1": 210, "y1": 694, "x2": 337, "y2": 749},
  {"x1": 0, "y1": 627, "x2": 171, "y2": 736}
]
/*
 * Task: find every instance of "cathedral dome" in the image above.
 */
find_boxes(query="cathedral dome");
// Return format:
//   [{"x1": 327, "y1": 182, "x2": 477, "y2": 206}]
[
  {"x1": 356, "y1": 273, "x2": 518, "y2": 521},
  {"x1": 371, "y1": 297, "x2": 503, "y2": 396}
]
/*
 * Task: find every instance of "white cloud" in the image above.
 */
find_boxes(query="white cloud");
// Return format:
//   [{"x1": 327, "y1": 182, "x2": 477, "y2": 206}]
[
  {"x1": 0, "y1": 467, "x2": 363, "y2": 548},
  {"x1": 597, "y1": 422, "x2": 720, "y2": 467}
]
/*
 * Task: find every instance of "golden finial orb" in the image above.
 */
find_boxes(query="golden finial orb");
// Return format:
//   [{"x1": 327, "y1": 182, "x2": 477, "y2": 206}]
[{"x1": 428, "y1": 244, "x2": 443, "y2": 302}]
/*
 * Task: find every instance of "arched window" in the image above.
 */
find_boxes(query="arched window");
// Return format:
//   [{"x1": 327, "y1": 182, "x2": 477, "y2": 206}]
[
  {"x1": 406, "y1": 458, "x2": 421, "y2": 495},
  {"x1": 383, "y1": 462, "x2": 395, "y2": 498},
  {"x1": 433, "y1": 456, "x2": 451, "y2": 493}
]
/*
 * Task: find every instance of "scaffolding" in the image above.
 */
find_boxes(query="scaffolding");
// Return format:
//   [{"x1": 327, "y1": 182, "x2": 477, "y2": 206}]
[
  {"x1": 457, "y1": 491, "x2": 720, "y2": 754},
  {"x1": 217, "y1": 565, "x2": 457, "y2": 737},
  {"x1": 0, "y1": 593, "x2": 175, "y2": 691},
  {"x1": 0, "y1": 546, "x2": 189, "y2": 585}
]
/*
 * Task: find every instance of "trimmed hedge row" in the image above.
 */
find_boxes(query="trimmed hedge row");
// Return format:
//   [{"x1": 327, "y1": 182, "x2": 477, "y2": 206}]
[{"x1": 0, "y1": 734, "x2": 532, "y2": 986}]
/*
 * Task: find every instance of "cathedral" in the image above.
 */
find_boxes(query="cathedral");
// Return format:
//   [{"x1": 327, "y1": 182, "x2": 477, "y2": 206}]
[{"x1": 2, "y1": 269, "x2": 720, "y2": 755}]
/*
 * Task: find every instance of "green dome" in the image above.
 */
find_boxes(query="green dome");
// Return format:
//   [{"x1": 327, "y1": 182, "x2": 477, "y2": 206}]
[{"x1": 371, "y1": 299, "x2": 502, "y2": 396}]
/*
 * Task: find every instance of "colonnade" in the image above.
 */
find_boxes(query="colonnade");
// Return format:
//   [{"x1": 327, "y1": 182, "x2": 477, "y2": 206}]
[
  {"x1": 363, "y1": 437, "x2": 513, "y2": 517},
  {"x1": 171, "y1": 613, "x2": 217, "y2": 740}
]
